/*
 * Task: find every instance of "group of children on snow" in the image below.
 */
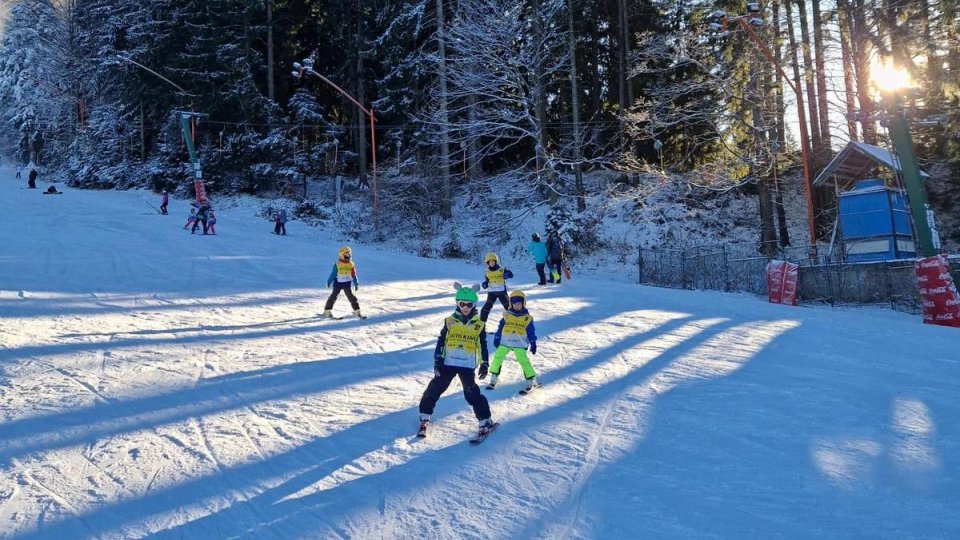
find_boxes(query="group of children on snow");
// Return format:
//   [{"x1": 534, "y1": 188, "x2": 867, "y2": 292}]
[
  {"x1": 322, "y1": 236, "x2": 566, "y2": 441},
  {"x1": 182, "y1": 201, "x2": 217, "y2": 234}
]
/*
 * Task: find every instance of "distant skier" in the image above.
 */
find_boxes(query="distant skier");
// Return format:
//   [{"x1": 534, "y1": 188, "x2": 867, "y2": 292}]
[
  {"x1": 487, "y1": 290, "x2": 540, "y2": 393},
  {"x1": 160, "y1": 191, "x2": 169, "y2": 215},
  {"x1": 417, "y1": 285, "x2": 496, "y2": 441},
  {"x1": 274, "y1": 208, "x2": 287, "y2": 235},
  {"x1": 15, "y1": 165, "x2": 21, "y2": 180},
  {"x1": 183, "y1": 204, "x2": 198, "y2": 230},
  {"x1": 546, "y1": 231, "x2": 565, "y2": 284},
  {"x1": 27, "y1": 167, "x2": 37, "y2": 189},
  {"x1": 191, "y1": 203, "x2": 210, "y2": 235},
  {"x1": 322, "y1": 246, "x2": 363, "y2": 318},
  {"x1": 479, "y1": 252, "x2": 513, "y2": 322},
  {"x1": 527, "y1": 233, "x2": 548, "y2": 285},
  {"x1": 206, "y1": 209, "x2": 217, "y2": 234}
]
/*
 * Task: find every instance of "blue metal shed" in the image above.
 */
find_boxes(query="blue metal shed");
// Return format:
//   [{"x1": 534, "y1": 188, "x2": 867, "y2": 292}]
[{"x1": 839, "y1": 179, "x2": 915, "y2": 261}]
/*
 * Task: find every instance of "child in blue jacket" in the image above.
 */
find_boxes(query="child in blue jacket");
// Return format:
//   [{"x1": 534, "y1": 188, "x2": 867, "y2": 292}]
[{"x1": 487, "y1": 290, "x2": 539, "y2": 392}]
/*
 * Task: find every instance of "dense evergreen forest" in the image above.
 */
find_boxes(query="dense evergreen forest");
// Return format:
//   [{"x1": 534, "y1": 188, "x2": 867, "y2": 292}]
[{"x1": 1, "y1": 0, "x2": 958, "y2": 250}]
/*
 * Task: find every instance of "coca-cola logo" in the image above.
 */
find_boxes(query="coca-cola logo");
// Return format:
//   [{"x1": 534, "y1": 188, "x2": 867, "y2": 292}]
[
  {"x1": 947, "y1": 298, "x2": 960, "y2": 307},
  {"x1": 920, "y1": 288, "x2": 929, "y2": 295},
  {"x1": 924, "y1": 313, "x2": 935, "y2": 321},
  {"x1": 940, "y1": 273, "x2": 953, "y2": 281},
  {"x1": 936, "y1": 312, "x2": 955, "y2": 321},
  {"x1": 923, "y1": 300, "x2": 936, "y2": 308},
  {"x1": 918, "y1": 274, "x2": 929, "y2": 283},
  {"x1": 929, "y1": 286, "x2": 948, "y2": 295},
  {"x1": 920, "y1": 259, "x2": 943, "y2": 269}
]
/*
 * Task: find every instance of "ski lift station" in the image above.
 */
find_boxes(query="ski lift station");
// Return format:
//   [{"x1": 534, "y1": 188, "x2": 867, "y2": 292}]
[{"x1": 814, "y1": 141, "x2": 933, "y2": 262}]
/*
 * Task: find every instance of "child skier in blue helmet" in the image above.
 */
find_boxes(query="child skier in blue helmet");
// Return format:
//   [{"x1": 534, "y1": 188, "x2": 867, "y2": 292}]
[{"x1": 487, "y1": 290, "x2": 540, "y2": 393}]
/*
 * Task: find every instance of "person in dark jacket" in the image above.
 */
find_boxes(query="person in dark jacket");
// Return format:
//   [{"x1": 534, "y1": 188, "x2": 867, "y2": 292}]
[
  {"x1": 191, "y1": 203, "x2": 211, "y2": 234},
  {"x1": 160, "y1": 191, "x2": 169, "y2": 215},
  {"x1": 417, "y1": 285, "x2": 495, "y2": 439},
  {"x1": 28, "y1": 168, "x2": 37, "y2": 189},
  {"x1": 546, "y1": 231, "x2": 565, "y2": 283},
  {"x1": 274, "y1": 208, "x2": 288, "y2": 235}
]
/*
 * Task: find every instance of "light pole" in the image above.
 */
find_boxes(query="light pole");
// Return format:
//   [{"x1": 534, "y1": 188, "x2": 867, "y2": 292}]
[
  {"x1": 872, "y1": 60, "x2": 939, "y2": 256},
  {"x1": 293, "y1": 58, "x2": 379, "y2": 228},
  {"x1": 710, "y1": 6, "x2": 818, "y2": 256}
]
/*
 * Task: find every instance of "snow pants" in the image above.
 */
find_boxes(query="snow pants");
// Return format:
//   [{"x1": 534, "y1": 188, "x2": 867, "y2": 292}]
[
  {"x1": 480, "y1": 291, "x2": 509, "y2": 322},
  {"x1": 325, "y1": 281, "x2": 359, "y2": 311},
  {"x1": 491, "y1": 345, "x2": 537, "y2": 380},
  {"x1": 191, "y1": 218, "x2": 208, "y2": 234},
  {"x1": 160, "y1": 203, "x2": 168, "y2": 215},
  {"x1": 419, "y1": 364, "x2": 491, "y2": 421},
  {"x1": 547, "y1": 258, "x2": 563, "y2": 283},
  {"x1": 535, "y1": 263, "x2": 546, "y2": 285}
]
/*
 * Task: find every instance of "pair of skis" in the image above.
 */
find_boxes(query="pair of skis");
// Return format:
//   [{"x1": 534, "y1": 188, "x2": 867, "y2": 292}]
[
  {"x1": 485, "y1": 382, "x2": 541, "y2": 395},
  {"x1": 320, "y1": 313, "x2": 368, "y2": 320},
  {"x1": 417, "y1": 421, "x2": 500, "y2": 445}
]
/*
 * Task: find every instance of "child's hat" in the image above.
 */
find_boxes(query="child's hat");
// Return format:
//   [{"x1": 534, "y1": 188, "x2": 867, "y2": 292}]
[
  {"x1": 509, "y1": 290, "x2": 526, "y2": 307},
  {"x1": 484, "y1": 252, "x2": 499, "y2": 264},
  {"x1": 339, "y1": 246, "x2": 352, "y2": 258},
  {"x1": 532, "y1": 233, "x2": 540, "y2": 241},
  {"x1": 455, "y1": 286, "x2": 479, "y2": 304}
]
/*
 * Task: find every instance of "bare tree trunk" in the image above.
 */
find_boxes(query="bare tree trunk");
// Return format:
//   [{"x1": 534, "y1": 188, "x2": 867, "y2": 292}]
[
  {"x1": 811, "y1": 0, "x2": 831, "y2": 153},
  {"x1": 851, "y1": 0, "x2": 877, "y2": 144},
  {"x1": 795, "y1": 0, "x2": 823, "y2": 166},
  {"x1": 837, "y1": 0, "x2": 859, "y2": 141},
  {"x1": 567, "y1": 0, "x2": 585, "y2": 212},
  {"x1": 435, "y1": 0, "x2": 451, "y2": 217},
  {"x1": 771, "y1": 0, "x2": 790, "y2": 246},
  {"x1": 753, "y1": 48, "x2": 777, "y2": 257},
  {"x1": 531, "y1": 0, "x2": 551, "y2": 199},
  {"x1": 784, "y1": 0, "x2": 813, "y2": 163},
  {"x1": 140, "y1": 101, "x2": 146, "y2": 161},
  {"x1": 267, "y1": 0, "x2": 274, "y2": 102}
]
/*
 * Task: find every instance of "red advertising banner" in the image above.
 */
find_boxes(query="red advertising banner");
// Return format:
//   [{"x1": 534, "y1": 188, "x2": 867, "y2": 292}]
[
  {"x1": 916, "y1": 255, "x2": 960, "y2": 328},
  {"x1": 766, "y1": 260, "x2": 799, "y2": 306}
]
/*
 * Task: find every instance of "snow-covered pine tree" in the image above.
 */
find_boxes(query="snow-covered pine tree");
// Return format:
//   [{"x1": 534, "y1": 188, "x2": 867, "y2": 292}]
[{"x1": 0, "y1": 0, "x2": 69, "y2": 166}]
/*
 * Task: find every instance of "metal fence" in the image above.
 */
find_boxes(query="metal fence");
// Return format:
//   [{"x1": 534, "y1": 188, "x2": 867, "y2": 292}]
[{"x1": 638, "y1": 244, "x2": 960, "y2": 313}]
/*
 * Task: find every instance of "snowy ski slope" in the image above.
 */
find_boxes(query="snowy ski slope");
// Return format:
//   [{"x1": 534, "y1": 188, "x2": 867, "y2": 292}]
[{"x1": 1, "y1": 172, "x2": 958, "y2": 539}]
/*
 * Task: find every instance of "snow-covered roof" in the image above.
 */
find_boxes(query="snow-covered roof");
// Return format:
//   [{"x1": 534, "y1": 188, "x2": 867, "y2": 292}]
[{"x1": 813, "y1": 141, "x2": 932, "y2": 189}]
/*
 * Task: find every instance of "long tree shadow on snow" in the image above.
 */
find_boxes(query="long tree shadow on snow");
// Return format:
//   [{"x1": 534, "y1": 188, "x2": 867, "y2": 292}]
[{"x1": 17, "y1": 314, "x2": 750, "y2": 539}]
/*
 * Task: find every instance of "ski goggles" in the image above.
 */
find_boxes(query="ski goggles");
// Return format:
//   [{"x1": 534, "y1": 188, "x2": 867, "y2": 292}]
[{"x1": 457, "y1": 301, "x2": 474, "y2": 309}]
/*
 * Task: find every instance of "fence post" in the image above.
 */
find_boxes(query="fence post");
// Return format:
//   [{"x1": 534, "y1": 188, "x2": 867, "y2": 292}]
[
  {"x1": 722, "y1": 244, "x2": 729, "y2": 291},
  {"x1": 638, "y1": 247, "x2": 643, "y2": 284},
  {"x1": 681, "y1": 247, "x2": 688, "y2": 289}
]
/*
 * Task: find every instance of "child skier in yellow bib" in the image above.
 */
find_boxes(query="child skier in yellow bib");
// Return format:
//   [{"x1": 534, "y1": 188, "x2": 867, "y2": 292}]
[
  {"x1": 487, "y1": 290, "x2": 540, "y2": 393},
  {"x1": 323, "y1": 246, "x2": 364, "y2": 319},
  {"x1": 479, "y1": 252, "x2": 514, "y2": 322}
]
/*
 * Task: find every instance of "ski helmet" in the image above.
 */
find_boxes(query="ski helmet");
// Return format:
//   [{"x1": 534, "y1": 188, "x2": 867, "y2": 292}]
[
  {"x1": 509, "y1": 290, "x2": 526, "y2": 308},
  {"x1": 484, "y1": 252, "x2": 499, "y2": 264},
  {"x1": 455, "y1": 287, "x2": 479, "y2": 304},
  {"x1": 532, "y1": 233, "x2": 541, "y2": 242},
  {"x1": 339, "y1": 246, "x2": 352, "y2": 258}
]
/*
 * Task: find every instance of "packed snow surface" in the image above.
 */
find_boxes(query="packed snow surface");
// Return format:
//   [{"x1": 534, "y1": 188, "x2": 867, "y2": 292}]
[{"x1": 1, "y1": 173, "x2": 958, "y2": 539}]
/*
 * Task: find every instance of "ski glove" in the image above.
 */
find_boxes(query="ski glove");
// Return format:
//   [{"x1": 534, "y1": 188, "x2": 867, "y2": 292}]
[
  {"x1": 326, "y1": 280, "x2": 333, "y2": 288},
  {"x1": 353, "y1": 279, "x2": 359, "y2": 291},
  {"x1": 433, "y1": 356, "x2": 444, "y2": 377},
  {"x1": 481, "y1": 280, "x2": 488, "y2": 289},
  {"x1": 530, "y1": 341, "x2": 537, "y2": 355},
  {"x1": 478, "y1": 362, "x2": 489, "y2": 380}
]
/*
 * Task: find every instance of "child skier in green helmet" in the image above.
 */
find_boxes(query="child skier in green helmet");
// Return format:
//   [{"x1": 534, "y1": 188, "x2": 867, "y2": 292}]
[
  {"x1": 487, "y1": 290, "x2": 540, "y2": 394},
  {"x1": 417, "y1": 285, "x2": 497, "y2": 442}
]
